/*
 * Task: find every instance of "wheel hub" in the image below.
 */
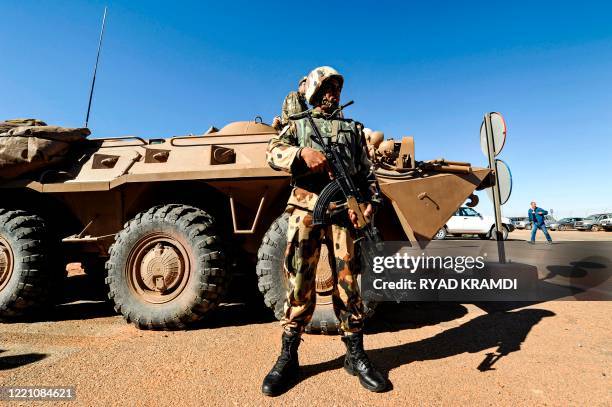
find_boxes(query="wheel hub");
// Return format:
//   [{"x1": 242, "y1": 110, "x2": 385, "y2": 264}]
[
  {"x1": 0, "y1": 237, "x2": 14, "y2": 291},
  {"x1": 315, "y1": 243, "x2": 334, "y2": 293},
  {"x1": 139, "y1": 243, "x2": 182, "y2": 292},
  {"x1": 127, "y1": 234, "x2": 191, "y2": 304}
]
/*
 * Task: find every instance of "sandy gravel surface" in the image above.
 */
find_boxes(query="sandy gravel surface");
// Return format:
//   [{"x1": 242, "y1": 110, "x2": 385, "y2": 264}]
[
  {"x1": 0, "y1": 230, "x2": 610, "y2": 406},
  {"x1": 0, "y1": 301, "x2": 610, "y2": 406},
  {"x1": 510, "y1": 229, "x2": 612, "y2": 241}
]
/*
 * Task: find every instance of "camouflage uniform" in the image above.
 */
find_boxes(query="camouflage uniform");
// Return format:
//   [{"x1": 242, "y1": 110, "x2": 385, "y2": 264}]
[
  {"x1": 266, "y1": 112, "x2": 381, "y2": 333},
  {"x1": 280, "y1": 91, "x2": 308, "y2": 127}
]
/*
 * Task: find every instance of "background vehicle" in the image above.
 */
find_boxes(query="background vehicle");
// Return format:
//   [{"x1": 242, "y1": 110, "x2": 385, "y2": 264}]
[
  {"x1": 553, "y1": 217, "x2": 584, "y2": 231},
  {"x1": 575, "y1": 214, "x2": 611, "y2": 231},
  {"x1": 599, "y1": 216, "x2": 612, "y2": 231},
  {"x1": 0, "y1": 120, "x2": 493, "y2": 333},
  {"x1": 544, "y1": 215, "x2": 558, "y2": 230},
  {"x1": 434, "y1": 207, "x2": 514, "y2": 240},
  {"x1": 510, "y1": 217, "x2": 531, "y2": 229}
]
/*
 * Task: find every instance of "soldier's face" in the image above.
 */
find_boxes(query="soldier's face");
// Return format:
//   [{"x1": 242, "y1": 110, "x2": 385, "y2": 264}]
[
  {"x1": 298, "y1": 81, "x2": 307, "y2": 95},
  {"x1": 319, "y1": 78, "x2": 341, "y2": 112}
]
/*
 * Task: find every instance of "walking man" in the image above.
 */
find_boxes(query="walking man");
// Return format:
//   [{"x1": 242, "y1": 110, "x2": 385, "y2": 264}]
[
  {"x1": 528, "y1": 201, "x2": 553, "y2": 243},
  {"x1": 263, "y1": 66, "x2": 387, "y2": 396}
]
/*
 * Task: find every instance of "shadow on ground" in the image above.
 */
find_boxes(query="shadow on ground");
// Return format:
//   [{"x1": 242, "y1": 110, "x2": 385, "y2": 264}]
[
  {"x1": 290, "y1": 308, "x2": 555, "y2": 392},
  {"x1": 0, "y1": 349, "x2": 47, "y2": 370},
  {"x1": 365, "y1": 302, "x2": 469, "y2": 334},
  {"x1": 4, "y1": 272, "x2": 277, "y2": 328}
]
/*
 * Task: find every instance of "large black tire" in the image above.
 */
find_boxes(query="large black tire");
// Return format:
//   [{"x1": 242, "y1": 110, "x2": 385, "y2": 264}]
[
  {"x1": 255, "y1": 213, "x2": 289, "y2": 321},
  {"x1": 105, "y1": 204, "x2": 228, "y2": 330},
  {"x1": 0, "y1": 209, "x2": 55, "y2": 318},
  {"x1": 256, "y1": 213, "x2": 374, "y2": 335}
]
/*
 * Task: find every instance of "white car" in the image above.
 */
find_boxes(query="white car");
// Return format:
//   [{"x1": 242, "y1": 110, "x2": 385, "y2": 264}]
[
  {"x1": 435, "y1": 207, "x2": 515, "y2": 240},
  {"x1": 511, "y1": 217, "x2": 531, "y2": 229},
  {"x1": 600, "y1": 216, "x2": 612, "y2": 231}
]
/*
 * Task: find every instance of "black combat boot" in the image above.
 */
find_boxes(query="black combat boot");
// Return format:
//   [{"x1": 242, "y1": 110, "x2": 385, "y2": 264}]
[
  {"x1": 342, "y1": 332, "x2": 387, "y2": 392},
  {"x1": 261, "y1": 331, "x2": 301, "y2": 396}
]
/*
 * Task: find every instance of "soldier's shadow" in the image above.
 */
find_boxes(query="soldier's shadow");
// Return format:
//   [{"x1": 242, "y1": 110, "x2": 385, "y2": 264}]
[
  {"x1": 365, "y1": 302, "x2": 470, "y2": 333},
  {"x1": 296, "y1": 308, "x2": 555, "y2": 390}
]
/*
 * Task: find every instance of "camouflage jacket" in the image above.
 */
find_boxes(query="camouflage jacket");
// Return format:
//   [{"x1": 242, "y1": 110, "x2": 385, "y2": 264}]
[
  {"x1": 280, "y1": 91, "x2": 308, "y2": 126},
  {"x1": 266, "y1": 111, "x2": 381, "y2": 211}
]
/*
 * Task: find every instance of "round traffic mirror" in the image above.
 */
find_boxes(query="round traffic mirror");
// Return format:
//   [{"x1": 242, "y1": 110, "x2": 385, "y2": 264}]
[
  {"x1": 480, "y1": 112, "x2": 507, "y2": 157},
  {"x1": 486, "y1": 158, "x2": 512, "y2": 205}
]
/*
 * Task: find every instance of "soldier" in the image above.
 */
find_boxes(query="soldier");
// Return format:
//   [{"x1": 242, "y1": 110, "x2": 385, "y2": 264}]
[
  {"x1": 272, "y1": 76, "x2": 308, "y2": 130},
  {"x1": 262, "y1": 66, "x2": 387, "y2": 396}
]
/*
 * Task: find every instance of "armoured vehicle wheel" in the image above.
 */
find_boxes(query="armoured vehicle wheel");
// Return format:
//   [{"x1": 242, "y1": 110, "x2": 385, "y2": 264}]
[
  {"x1": 256, "y1": 213, "x2": 290, "y2": 321},
  {"x1": 105, "y1": 204, "x2": 227, "y2": 330},
  {"x1": 256, "y1": 213, "x2": 374, "y2": 334},
  {"x1": 0, "y1": 209, "x2": 55, "y2": 317}
]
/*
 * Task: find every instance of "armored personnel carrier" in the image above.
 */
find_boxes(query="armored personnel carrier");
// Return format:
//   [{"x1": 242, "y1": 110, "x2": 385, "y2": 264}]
[{"x1": 0, "y1": 119, "x2": 492, "y2": 332}]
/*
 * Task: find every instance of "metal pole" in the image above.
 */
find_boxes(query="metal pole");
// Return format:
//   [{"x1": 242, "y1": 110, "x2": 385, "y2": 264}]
[
  {"x1": 85, "y1": 6, "x2": 108, "y2": 128},
  {"x1": 484, "y1": 113, "x2": 506, "y2": 263}
]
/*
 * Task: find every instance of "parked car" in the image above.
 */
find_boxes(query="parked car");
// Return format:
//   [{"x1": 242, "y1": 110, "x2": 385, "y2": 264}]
[
  {"x1": 548, "y1": 220, "x2": 560, "y2": 230},
  {"x1": 598, "y1": 216, "x2": 612, "y2": 231},
  {"x1": 575, "y1": 214, "x2": 612, "y2": 231},
  {"x1": 435, "y1": 207, "x2": 515, "y2": 240},
  {"x1": 552, "y1": 217, "x2": 584, "y2": 231},
  {"x1": 543, "y1": 215, "x2": 557, "y2": 229},
  {"x1": 510, "y1": 217, "x2": 531, "y2": 229}
]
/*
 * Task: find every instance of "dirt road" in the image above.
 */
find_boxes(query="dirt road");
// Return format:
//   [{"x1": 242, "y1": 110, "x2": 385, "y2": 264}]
[
  {"x1": 0, "y1": 231, "x2": 610, "y2": 406},
  {"x1": 510, "y1": 229, "x2": 612, "y2": 241}
]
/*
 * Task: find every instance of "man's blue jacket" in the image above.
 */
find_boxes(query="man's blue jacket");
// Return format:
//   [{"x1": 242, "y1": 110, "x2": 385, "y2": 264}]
[{"x1": 528, "y1": 207, "x2": 548, "y2": 226}]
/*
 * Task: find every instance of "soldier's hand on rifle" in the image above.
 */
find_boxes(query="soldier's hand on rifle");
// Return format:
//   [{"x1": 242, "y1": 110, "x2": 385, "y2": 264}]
[
  {"x1": 348, "y1": 203, "x2": 373, "y2": 229},
  {"x1": 300, "y1": 147, "x2": 333, "y2": 178},
  {"x1": 272, "y1": 116, "x2": 283, "y2": 130}
]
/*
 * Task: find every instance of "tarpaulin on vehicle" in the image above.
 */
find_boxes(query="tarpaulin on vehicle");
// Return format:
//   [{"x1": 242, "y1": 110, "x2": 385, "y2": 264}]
[
  {"x1": 0, "y1": 120, "x2": 90, "y2": 179},
  {"x1": 0, "y1": 118, "x2": 48, "y2": 134}
]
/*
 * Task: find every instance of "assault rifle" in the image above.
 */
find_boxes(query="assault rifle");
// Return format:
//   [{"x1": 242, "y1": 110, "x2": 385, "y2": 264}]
[{"x1": 288, "y1": 101, "x2": 382, "y2": 255}]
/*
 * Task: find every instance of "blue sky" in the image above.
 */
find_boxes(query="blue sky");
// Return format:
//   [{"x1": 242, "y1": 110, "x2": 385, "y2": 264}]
[{"x1": 1, "y1": 1, "x2": 611, "y2": 219}]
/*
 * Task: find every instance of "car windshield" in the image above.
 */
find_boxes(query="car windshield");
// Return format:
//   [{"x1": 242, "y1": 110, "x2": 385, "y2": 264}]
[
  {"x1": 585, "y1": 215, "x2": 598, "y2": 220},
  {"x1": 462, "y1": 208, "x2": 479, "y2": 216}
]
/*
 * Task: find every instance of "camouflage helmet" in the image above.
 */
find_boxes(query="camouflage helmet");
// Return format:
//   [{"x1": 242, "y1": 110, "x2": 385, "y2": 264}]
[
  {"x1": 369, "y1": 131, "x2": 385, "y2": 148},
  {"x1": 378, "y1": 140, "x2": 395, "y2": 158},
  {"x1": 305, "y1": 66, "x2": 344, "y2": 105}
]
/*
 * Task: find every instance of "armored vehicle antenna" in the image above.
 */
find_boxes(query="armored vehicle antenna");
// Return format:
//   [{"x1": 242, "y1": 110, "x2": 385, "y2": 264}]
[{"x1": 85, "y1": 6, "x2": 108, "y2": 128}]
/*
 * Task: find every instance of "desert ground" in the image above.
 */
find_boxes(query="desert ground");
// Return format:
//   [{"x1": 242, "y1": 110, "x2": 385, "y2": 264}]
[{"x1": 0, "y1": 229, "x2": 609, "y2": 406}]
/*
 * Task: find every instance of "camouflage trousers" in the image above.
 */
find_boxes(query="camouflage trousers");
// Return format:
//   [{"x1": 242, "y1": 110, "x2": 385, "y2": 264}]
[{"x1": 281, "y1": 205, "x2": 365, "y2": 333}]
